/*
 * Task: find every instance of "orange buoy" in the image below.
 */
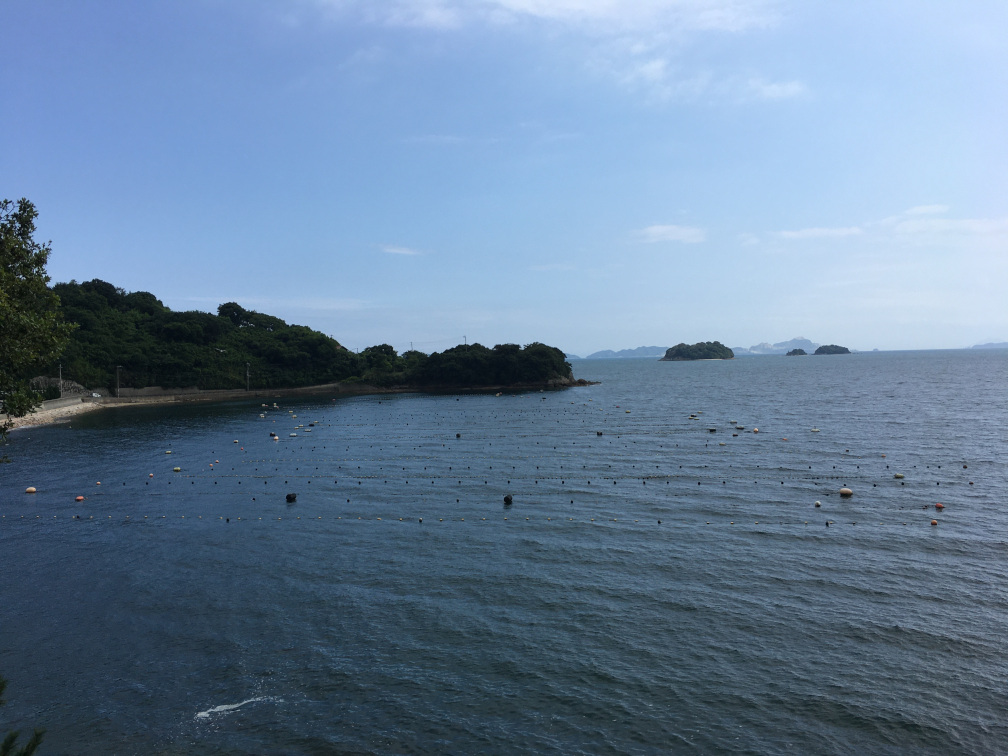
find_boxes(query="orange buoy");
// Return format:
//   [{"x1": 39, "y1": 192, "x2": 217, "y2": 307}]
[
  {"x1": 839, "y1": 487, "x2": 853, "y2": 497},
  {"x1": 931, "y1": 519, "x2": 938, "y2": 526},
  {"x1": 935, "y1": 503, "x2": 944, "y2": 510},
  {"x1": 25, "y1": 487, "x2": 37, "y2": 494}
]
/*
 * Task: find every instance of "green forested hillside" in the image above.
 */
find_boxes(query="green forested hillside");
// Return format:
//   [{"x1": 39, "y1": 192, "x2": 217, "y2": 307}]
[
  {"x1": 46, "y1": 280, "x2": 573, "y2": 391},
  {"x1": 659, "y1": 341, "x2": 734, "y2": 361}
]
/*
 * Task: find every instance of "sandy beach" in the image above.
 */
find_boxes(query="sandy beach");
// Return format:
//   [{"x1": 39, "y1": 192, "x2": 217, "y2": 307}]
[
  {"x1": 6, "y1": 377, "x2": 590, "y2": 433},
  {"x1": 5, "y1": 400, "x2": 106, "y2": 431},
  {"x1": 5, "y1": 383, "x2": 363, "y2": 432}
]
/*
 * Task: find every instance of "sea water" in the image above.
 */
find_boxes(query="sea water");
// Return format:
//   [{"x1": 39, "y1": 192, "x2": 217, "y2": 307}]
[{"x1": 1, "y1": 350, "x2": 1007, "y2": 754}]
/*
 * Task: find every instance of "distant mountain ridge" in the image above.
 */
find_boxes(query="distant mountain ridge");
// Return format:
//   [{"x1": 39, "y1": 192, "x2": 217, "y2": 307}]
[
  {"x1": 582, "y1": 346, "x2": 669, "y2": 360},
  {"x1": 575, "y1": 338, "x2": 855, "y2": 359},
  {"x1": 732, "y1": 337, "x2": 820, "y2": 356},
  {"x1": 971, "y1": 342, "x2": 1008, "y2": 349}
]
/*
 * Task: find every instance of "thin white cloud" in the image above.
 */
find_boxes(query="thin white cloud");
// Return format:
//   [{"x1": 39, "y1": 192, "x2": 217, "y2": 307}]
[
  {"x1": 530, "y1": 262, "x2": 577, "y2": 271},
  {"x1": 319, "y1": 0, "x2": 778, "y2": 34},
  {"x1": 904, "y1": 204, "x2": 950, "y2": 216},
  {"x1": 746, "y1": 77, "x2": 806, "y2": 100},
  {"x1": 763, "y1": 206, "x2": 1008, "y2": 249},
  {"x1": 361, "y1": 0, "x2": 464, "y2": 29},
  {"x1": 401, "y1": 134, "x2": 469, "y2": 145},
  {"x1": 380, "y1": 245, "x2": 424, "y2": 255},
  {"x1": 892, "y1": 217, "x2": 1008, "y2": 237},
  {"x1": 401, "y1": 133, "x2": 506, "y2": 146},
  {"x1": 308, "y1": 0, "x2": 789, "y2": 104},
  {"x1": 182, "y1": 295, "x2": 371, "y2": 312},
  {"x1": 289, "y1": 296, "x2": 373, "y2": 311},
  {"x1": 614, "y1": 59, "x2": 713, "y2": 101},
  {"x1": 874, "y1": 205, "x2": 1008, "y2": 240},
  {"x1": 637, "y1": 224, "x2": 706, "y2": 243},
  {"x1": 777, "y1": 226, "x2": 862, "y2": 240}
]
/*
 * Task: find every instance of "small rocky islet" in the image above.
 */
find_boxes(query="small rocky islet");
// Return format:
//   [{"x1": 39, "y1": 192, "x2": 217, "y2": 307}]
[{"x1": 659, "y1": 341, "x2": 735, "y2": 361}]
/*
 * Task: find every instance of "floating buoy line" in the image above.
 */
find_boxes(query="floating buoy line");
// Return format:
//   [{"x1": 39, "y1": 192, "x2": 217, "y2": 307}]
[
  {"x1": 0, "y1": 512, "x2": 951, "y2": 529},
  {"x1": 8, "y1": 401, "x2": 977, "y2": 537}
]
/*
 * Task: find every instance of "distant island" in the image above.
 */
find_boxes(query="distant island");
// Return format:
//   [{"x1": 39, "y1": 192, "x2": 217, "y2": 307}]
[
  {"x1": 732, "y1": 337, "x2": 819, "y2": 356},
  {"x1": 814, "y1": 344, "x2": 850, "y2": 355},
  {"x1": 971, "y1": 342, "x2": 1008, "y2": 350},
  {"x1": 660, "y1": 342, "x2": 734, "y2": 361},
  {"x1": 581, "y1": 346, "x2": 669, "y2": 360},
  {"x1": 39, "y1": 279, "x2": 583, "y2": 395},
  {"x1": 584, "y1": 338, "x2": 860, "y2": 359}
]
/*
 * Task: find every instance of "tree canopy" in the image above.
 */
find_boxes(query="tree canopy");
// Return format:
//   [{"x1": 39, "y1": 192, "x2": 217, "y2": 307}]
[
  {"x1": 659, "y1": 341, "x2": 734, "y2": 361},
  {"x1": 0, "y1": 198, "x2": 73, "y2": 443},
  {"x1": 46, "y1": 279, "x2": 574, "y2": 392},
  {"x1": 814, "y1": 344, "x2": 850, "y2": 355}
]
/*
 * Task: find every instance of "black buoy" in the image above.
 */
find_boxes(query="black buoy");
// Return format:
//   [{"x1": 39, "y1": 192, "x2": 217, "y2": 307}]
[
  {"x1": 504, "y1": 494, "x2": 513, "y2": 506},
  {"x1": 285, "y1": 493, "x2": 297, "y2": 503}
]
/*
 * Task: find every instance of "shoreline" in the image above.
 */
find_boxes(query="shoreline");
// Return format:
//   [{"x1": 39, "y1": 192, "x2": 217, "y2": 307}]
[{"x1": 6, "y1": 378, "x2": 596, "y2": 432}]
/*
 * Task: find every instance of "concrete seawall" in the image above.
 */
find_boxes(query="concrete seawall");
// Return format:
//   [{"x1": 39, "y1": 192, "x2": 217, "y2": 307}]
[{"x1": 39, "y1": 396, "x2": 89, "y2": 411}]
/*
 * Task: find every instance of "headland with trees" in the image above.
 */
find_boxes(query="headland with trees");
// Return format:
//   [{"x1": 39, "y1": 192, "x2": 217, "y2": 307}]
[
  {"x1": 1, "y1": 198, "x2": 584, "y2": 441},
  {"x1": 46, "y1": 278, "x2": 582, "y2": 395}
]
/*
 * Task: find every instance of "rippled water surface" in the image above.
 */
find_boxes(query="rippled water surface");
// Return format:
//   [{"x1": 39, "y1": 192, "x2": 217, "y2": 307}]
[{"x1": 2, "y1": 351, "x2": 1007, "y2": 754}]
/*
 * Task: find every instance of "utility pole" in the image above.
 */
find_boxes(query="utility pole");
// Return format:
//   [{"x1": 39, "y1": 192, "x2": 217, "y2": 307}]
[
  {"x1": 59, "y1": 363, "x2": 63, "y2": 398},
  {"x1": 116, "y1": 365, "x2": 122, "y2": 398}
]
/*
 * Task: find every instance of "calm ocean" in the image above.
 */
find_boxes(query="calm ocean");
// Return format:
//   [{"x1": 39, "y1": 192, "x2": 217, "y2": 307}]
[{"x1": 2, "y1": 350, "x2": 1007, "y2": 754}]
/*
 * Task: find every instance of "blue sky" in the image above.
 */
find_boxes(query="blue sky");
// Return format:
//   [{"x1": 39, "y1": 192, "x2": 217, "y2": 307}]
[{"x1": 3, "y1": 1, "x2": 1006, "y2": 355}]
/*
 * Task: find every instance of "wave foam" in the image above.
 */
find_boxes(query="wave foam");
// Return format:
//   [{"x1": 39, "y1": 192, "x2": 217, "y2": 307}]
[{"x1": 194, "y1": 696, "x2": 279, "y2": 720}]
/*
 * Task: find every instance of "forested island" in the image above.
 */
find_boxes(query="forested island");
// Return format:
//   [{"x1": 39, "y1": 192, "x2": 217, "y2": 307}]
[
  {"x1": 659, "y1": 342, "x2": 734, "y2": 361},
  {"x1": 814, "y1": 344, "x2": 851, "y2": 355},
  {"x1": 786, "y1": 348, "x2": 807, "y2": 356},
  {"x1": 42, "y1": 279, "x2": 580, "y2": 394}
]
